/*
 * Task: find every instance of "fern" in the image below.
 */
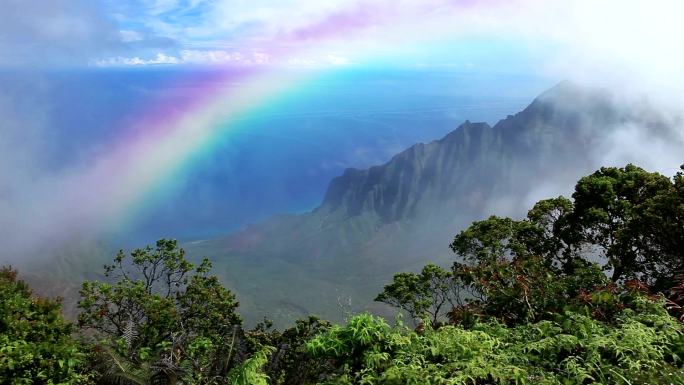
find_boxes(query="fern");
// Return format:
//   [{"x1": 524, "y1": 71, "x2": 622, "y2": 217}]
[
  {"x1": 227, "y1": 346, "x2": 275, "y2": 385},
  {"x1": 91, "y1": 346, "x2": 150, "y2": 385}
]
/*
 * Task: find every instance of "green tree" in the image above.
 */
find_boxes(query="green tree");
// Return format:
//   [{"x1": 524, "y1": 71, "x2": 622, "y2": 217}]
[
  {"x1": 421, "y1": 164, "x2": 684, "y2": 325},
  {"x1": 450, "y1": 164, "x2": 684, "y2": 289},
  {"x1": 452, "y1": 255, "x2": 606, "y2": 324},
  {"x1": 0, "y1": 267, "x2": 91, "y2": 384},
  {"x1": 375, "y1": 264, "x2": 461, "y2": 327},
  {"x1": 567, "y1": 164, "x2": 682, "y2": 286},
  {"x1": 450, "y1": 197, "x2": 576, "y2": 269},
  {"x1": 78, "y1": 239, "x2": 241, "y2": 384},
  {"x1": 243, "y1": 316, "x2": 333, "y2": 385}
]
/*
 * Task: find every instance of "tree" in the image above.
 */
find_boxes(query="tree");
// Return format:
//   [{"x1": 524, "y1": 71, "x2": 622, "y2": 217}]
[
  {"x1": 243, "y1": 316, "x2": 333, "y2": 385},
  {"x1": 450, "y1": 197, "x2": 577, "y2": 270},
  {"x1": 449, "y1": 216, "x2": 525, "y2": 263},
  {"x1": 78, "y1": 239, "x2": 242, "y2": 384},
  {"x1": 0, "y1": 267, "x2": 91, "y2": 384},
  {"x1": 440, "y1": 164, "x2": 684, "y2": 324},
  {"x1": 450, "y1": 165, "x2": 684, "y2": 288},
  {"x1": 567, "y1": 164, "x2": 681, "y2": 286},
  {"x1": 524, "y1": 196, "x2": 576, "y2": 267},
  {"x1": 452, "y1": 255, "x2": 606, "y2": 324},
  {"x1": 375, "y1": 264, "x2": 461, "y2": 327},
  {"x1": 639, "y1": 165, "x2": 684, "y2": 286}
]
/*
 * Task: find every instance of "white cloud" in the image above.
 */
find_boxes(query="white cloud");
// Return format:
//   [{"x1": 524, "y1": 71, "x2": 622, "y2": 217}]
[
  {"x1": 180, "y1": 49, "x2": 238, "y2": 64},
  {"x1": 126, "y1": 0, "x2": 684, "y2": 99},
  {"x1": 93, "y1": 52, "x2": 179, "y2": 66},
  {"x1": 5, "y1": 0, "x2": 684, "y2": 83},
  {"x1": 179, "y1": 50, "x2": 271, "y2": 65},
  {"x1": 287, "y1": 57, "x2": 318, "y2": 67},
  {"x1": 0, "y1": 0, "x2": 120, "y2": 66},
  {"x1": 93, "y1": 50, "x2": 345, "y2": 68}
]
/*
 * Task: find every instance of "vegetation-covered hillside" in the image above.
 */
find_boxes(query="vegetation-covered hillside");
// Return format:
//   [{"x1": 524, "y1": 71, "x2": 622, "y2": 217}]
[{"x1": 2, "y1": 163, "x2": 684, "y2": 384}]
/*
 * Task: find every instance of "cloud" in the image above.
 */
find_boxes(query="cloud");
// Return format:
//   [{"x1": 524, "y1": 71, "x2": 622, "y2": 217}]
[
  {"x1": 4, "y1": 0, "x2": 684, "y2": 84},
  {"x1": 326, "y1": 55, "x2": 350, "y2": 66},
  {"x1": 0, "y1": 0, "x2": 178, "y2": 67},
  {"x1": 92, "y1": 49, "x2": 352, "y2": 68},
  {"x1": 0, "y1": 0, "x2": 131, "y2": 66},
  {"x1": 92, "y1": 52, "x2": 180, "y2": 66}
]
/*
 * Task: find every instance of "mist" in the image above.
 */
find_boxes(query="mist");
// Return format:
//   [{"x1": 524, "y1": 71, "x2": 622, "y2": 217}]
[{"x1": 0, "y1": 69, "x2": 552, "y2": 266}]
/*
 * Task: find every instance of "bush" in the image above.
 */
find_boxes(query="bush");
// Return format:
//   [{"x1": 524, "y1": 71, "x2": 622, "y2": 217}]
[
  {"x1": 308, "y1": 301, "x2": 684, "y2": 385},
  {"x1": 0, "y1": 267, "x2": 91, "y2": 385}
]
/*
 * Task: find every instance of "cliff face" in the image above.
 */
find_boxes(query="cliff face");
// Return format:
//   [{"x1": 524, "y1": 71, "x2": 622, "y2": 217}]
[
  {"x1": 186, "y1": 82, "x2": 679, "y2": 325},
  {"x1": 310, "y1": 82, "x2": 617, "y2": 232},
  {"x1": 319, "y1": 121, "x2": 493, "y2": 222}
]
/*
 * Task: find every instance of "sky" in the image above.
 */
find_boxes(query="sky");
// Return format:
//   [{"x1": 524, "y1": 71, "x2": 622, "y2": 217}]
[
  {"x1": 0, "y1": 1, "x2": 675, "y2": 74},
  {"x1": 2, "y1": 0, "x2": 684, "y2": 94},
  {"x1": 1, "y1": 0, "x2": 684, "y2": 262}
]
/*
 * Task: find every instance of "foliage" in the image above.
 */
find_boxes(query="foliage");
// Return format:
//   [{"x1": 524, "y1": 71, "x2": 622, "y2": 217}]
[
  {"x1": 449, "y1": 164, "x2": 684, "y2": 289},
  {"x1": 245, "y1": 316, "x2": 334, "y2": 385},
  {"x1": 227, "y1": 346, "x2": 275, "y2": 385},
  {"x1": 417, "y1": 164, "x2": 684, "y2": 326},
  {"x1": 309, "y1": 301, "x2": 684, "y2": 385},
  {"x1": 366, "y1": 163, "x2": 684, "y2": 384},
  {"x1": 375, "y1": 264, "x2": 464, "y2": 327},
  {"x1": 567, "y1": 164, "x2": 682, "y2": 286},
  {"x1": 77, "y1": 239, "x2": 242, "y2": 384},
  {"x1": 453, "y1": 256, "x2": 607, "y2": 325},
  {"x1": 0, "y1": 267, "x2": 92, "y2": 385}
]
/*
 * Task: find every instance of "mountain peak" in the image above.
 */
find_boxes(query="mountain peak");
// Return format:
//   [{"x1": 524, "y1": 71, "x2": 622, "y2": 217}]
[{"x1": 319, "y1": 119, "x2": 495, "y2": 222}]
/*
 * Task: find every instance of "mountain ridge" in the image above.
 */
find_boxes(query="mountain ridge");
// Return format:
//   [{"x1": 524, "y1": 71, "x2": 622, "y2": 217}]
[{"x1": 184, "y1": 81, "x2": 675, "y2": 325}]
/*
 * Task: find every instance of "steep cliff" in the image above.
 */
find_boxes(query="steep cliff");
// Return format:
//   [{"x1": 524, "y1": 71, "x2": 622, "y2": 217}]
[{"x1": 186, "y1": 82, "x2": 679, "y2": 325}]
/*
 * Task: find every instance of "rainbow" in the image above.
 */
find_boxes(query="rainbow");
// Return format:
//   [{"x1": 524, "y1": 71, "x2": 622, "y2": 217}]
[{"x1": 35, "y1": 0, "x2": 520, "y2": 246}]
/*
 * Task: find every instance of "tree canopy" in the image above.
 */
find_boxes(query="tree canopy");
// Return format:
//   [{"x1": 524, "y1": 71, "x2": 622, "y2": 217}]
[
  {"x1": 78, "y1": 239, "x2": 242, "y2": 384},
  {"x1": 0, "y1": 267, "x2": 91, "y2": 384}
]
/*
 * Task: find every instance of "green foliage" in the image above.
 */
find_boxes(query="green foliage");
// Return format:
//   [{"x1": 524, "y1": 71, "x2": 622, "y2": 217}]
[
  {"x1": 427, "y1": 164, "x2": 684, "y2": 326},
  {"x1": 567, "y1": 164, "x2": 682, "y2": 286},
  {"x1": 88, "y1": 345, "x2": 149, "y2": 385},
  {"x1": 366, "y1": 163, "x2": 684, "y2": 384},
  {"x1": 0, "y1": 267, "x2": 91, "y2": 385},
  {"x1": 450, "y1": 164, "x2": 684, "y2": 288},
  {"x1": 245, "y1": 316, "x2": 334, "y2": 385},
  {"x1": 375, "y1": 264, "x2": 461, "y2": 327},
  {"x1": 227, "y1": 346, "x2": 275, "y2": 385},
  {"x1": 309, "y1": 301, "x2": 684, "y2": 385},
  {"x1": 78, "y1": 239, "x2": 241, "y2": 384},
  {"x1": 454, "y1": 256, "x2": 607, "y2": 325}
]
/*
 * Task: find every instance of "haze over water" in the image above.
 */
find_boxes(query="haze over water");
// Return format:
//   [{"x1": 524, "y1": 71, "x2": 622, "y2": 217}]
[{"x1": 1, "y1": 68, "x2": 552, "y2": 249}]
